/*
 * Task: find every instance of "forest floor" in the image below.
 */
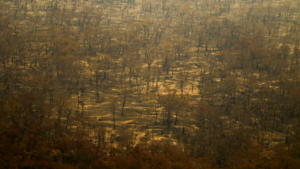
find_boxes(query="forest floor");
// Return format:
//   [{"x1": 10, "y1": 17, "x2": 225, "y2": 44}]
[
  {"x1": 68, "y1": 0, "x2": 289, "y2": 147},
  {"x1": 6, "y1": 0, "x2": 289, "y2": 147}
]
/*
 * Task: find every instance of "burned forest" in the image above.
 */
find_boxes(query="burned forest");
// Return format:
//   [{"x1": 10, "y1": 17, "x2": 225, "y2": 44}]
[{"x1": 1, "y1": 0, "x2": 300, "y2": 168}]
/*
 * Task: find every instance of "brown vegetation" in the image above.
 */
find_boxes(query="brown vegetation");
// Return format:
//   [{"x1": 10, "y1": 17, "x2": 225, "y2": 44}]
[{"x1": 1, "y1": 0, "x2": 300, "y2": 168}]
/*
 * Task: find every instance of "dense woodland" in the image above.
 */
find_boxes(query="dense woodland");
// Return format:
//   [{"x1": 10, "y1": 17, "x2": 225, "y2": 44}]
[{"x1": 1, "y1": 0, "x2": 300, "y2": 168}]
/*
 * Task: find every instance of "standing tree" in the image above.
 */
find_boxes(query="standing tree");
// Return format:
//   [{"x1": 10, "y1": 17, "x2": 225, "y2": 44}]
[{"x1": 109, "y1": 97, "x2": 118, "y2": 129}]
